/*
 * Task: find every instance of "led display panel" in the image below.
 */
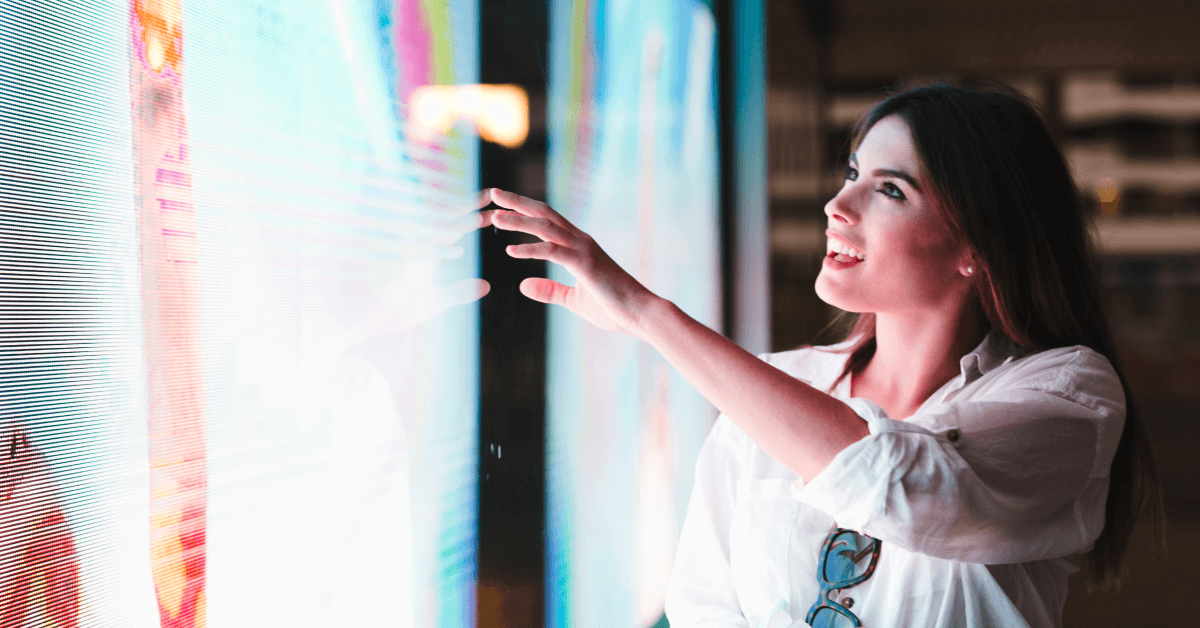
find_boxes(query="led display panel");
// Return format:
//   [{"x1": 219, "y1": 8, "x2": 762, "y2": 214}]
[
  {"x1": 1, "y1": 0, "x2": 480, "y2": 625},
  {"x1": 545, "y1": 1, "x2": 721, "y2": 626}
]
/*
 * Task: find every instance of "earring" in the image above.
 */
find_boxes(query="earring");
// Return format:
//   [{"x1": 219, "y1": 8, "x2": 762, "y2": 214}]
[{"x1": 966, "y1": 266, "x2": 974, "y2": 275}]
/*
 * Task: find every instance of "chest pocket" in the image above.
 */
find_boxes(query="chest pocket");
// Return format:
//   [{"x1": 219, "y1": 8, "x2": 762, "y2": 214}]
[{"x1": 730, "y1": 479, "x2": 801, "y2": 623}]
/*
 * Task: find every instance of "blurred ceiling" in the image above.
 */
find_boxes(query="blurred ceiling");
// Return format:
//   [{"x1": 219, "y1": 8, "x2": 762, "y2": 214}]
[{"x1": 771, "y1": 0, "x2": 1200, "y2": 83}]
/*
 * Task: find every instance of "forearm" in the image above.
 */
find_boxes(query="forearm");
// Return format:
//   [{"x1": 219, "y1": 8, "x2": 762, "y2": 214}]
[{"x1": 634, "y1": 297, "x2": 868, "y2": 479}]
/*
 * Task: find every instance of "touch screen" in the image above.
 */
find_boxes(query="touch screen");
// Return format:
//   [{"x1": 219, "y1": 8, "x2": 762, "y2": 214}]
[
  {"x1": 545, "y1": 1, "x2": 721, "y2": 626},
  {"x1": 1, "y1": 0, "x2": 481, "y2": 625}
]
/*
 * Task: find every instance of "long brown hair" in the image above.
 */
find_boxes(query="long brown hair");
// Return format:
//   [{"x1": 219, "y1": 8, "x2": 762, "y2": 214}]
[{"x1": 809, "y1": 81, "x2": 1165, "y2": 593}]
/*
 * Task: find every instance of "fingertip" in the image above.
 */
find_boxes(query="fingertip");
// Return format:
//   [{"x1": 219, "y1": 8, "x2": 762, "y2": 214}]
[{"x1": 517, "y1": 277, "x2": 535, "y2": 298}]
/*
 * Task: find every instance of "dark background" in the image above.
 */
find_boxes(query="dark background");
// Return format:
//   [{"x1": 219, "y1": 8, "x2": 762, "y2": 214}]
[{"x1": 477, "y1": 1, "x2": 549, "y2": 627}]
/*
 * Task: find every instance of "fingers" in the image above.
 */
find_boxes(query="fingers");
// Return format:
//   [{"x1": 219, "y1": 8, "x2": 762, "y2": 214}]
[
  {"x1": 504, "y1": 241, "x2": 579, "y2": 268},
  {"x1": 489, "y1": 188, "x2": 568, "y2": 226},
  {"x1": 425, "y1": 209, "x2": 497, "y2": 245},
  {"x1": 519, "y1": 277, "x2": 572, "y2": 308},
  {"x1": 404, "y1": 189, "x2": 517, "y2": 247},
  {"x1": 477, "y1": 209, "x2": 501, "y2": 229},
  {"x1": 491, "y1": 211, "x2": 572, "y2": 245},
  {"x1": 441, "y1": 190, "x2": 502, "y2": 235}
]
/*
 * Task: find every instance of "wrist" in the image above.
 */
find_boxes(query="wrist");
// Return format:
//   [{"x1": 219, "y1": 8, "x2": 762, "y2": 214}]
[{"x1": 629, "y1": 293, "x2": 675, "y2": 342}]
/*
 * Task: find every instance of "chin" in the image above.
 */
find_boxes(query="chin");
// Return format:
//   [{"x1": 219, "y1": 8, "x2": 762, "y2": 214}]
[
  {"x1": 814, "y1": 277, "x2": 864, "y2": 315},
  {"x1": 813, "y1": 274, "x2": 839, "y2": 307}
]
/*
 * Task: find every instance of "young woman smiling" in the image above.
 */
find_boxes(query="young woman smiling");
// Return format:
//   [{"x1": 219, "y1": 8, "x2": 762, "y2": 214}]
[{"x1": 484, "y1": 83, "x2": 1164, "y2": 628}]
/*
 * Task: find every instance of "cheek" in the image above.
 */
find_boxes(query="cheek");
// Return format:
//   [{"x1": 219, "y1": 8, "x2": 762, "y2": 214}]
[
  {"x1": 862, "y1": 220, "x2": 953, "y2": 275},
  {"x1": 879, "y1": 217, "x2": 955, "y2": 265},
  {"x1": 876, "y1": 238, "x2": 961, "y2": 295}
]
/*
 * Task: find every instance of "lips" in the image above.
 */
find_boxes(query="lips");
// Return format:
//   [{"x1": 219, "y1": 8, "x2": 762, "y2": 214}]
[
  {"x1": 824, "y1": 252, "x2": 862, "y2": 270},
  {"x1": 826, "y1": 230, "x2": 865, "y2": 261}
]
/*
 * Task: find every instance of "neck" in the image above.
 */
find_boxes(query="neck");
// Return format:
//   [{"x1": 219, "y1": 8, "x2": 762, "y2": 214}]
[{"x1": 857, "y1": 300, "x2": 987, "y2": 414}]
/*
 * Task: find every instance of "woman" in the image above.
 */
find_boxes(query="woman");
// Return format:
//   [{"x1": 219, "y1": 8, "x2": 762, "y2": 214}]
[{"x1": 485, "y1": 82, "x2": 1163, "y2": 627}]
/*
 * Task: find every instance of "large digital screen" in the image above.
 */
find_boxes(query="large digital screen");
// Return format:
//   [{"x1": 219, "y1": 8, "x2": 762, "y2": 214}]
[
  {"x1": 545, "y1": 1, "x2": 721, "y2": 626},
  {"x1": 1, "y1": 0, "x2": 480, "y2": 625}
]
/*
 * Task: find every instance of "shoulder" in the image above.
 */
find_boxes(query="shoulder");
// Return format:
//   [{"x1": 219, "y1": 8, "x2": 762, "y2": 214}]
[
  {"x1": 964, "y1": 344, "x2": 1126, "y2": 477},
  {"x1": 990, "y1": 344, "x2": 1124, "y2": 415}
]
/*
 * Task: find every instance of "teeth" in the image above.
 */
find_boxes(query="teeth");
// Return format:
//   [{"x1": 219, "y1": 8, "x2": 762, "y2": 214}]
[{"x1": 828, "y1": 238, "x2": 866, "y2": 261}]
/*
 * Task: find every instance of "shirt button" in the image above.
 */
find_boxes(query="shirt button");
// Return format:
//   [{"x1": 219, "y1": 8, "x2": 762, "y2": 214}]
[
  {"x1": 843, "y1": 597, "x2": 854, "y2": 608},
  {"x1": 946, "y1": 429, "x2": 961, "y2": 443}
]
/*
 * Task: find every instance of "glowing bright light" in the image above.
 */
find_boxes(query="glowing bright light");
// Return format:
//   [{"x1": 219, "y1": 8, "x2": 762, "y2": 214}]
[
  {"x1": 410, "y1": 84, "x2": 529, "y2": 147},
  {"x1": 1095, "y1": 177, "x2": 1120, "y2": 216},
  {"x1": 134, "y1": 0, "x2": 183, "y2": 73},
  {"x1": 1096, "y1": 177, "x2": 1120, "y2": 202}
]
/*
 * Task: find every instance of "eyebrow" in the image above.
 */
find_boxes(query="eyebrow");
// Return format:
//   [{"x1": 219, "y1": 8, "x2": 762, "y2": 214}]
[{"x1": 849, "y1": 153, "x2": 923, "y2": 192}]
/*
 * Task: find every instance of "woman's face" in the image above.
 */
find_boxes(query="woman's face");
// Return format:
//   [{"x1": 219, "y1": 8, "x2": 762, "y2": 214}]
[{"x1": 814, "y1": 114, "x2": 970, "y2": 316}]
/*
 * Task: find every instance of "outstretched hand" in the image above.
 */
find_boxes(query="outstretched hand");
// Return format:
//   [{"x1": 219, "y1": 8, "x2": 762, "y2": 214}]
[{"x1": 486, "y1": 188, "x2": 660, "y2": 336}]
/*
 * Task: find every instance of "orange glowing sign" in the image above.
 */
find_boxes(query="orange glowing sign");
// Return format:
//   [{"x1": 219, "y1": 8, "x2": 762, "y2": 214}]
[{"x1": 410, "y1": 84, "x2": 529, "y2": 147}]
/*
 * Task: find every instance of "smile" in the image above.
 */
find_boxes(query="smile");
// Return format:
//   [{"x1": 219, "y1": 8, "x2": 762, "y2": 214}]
[
  {"x1": 826, "y1": 237, "x2": 866, "y2": 262},
  {"x1": 824, "y1": 252, "x2": 863, "y2": 270}
]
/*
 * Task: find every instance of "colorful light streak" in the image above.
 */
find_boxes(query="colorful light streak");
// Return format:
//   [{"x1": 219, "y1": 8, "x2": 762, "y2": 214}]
[{"x1": 131, "y1": 1, "x2": 207, "y2": 626}]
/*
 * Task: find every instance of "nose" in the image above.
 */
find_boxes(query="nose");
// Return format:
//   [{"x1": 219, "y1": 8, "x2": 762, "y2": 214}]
[{"x1": 824, "y1": 187, "x2": 859, "y2": 225}]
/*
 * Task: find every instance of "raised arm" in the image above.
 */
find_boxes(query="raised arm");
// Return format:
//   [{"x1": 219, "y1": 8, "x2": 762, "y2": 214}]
[{"x1": 486, "y1": 188, "x2": 867, "y2": 481}]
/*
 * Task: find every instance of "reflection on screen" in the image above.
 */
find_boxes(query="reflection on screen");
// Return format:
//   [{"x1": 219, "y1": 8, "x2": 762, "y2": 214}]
[
  {"x1": 546, "y1": 1, "x2": 720, "y2": 626},
  {"x1": 1, "y1": 0, "x2": 479, "y2": 625}
]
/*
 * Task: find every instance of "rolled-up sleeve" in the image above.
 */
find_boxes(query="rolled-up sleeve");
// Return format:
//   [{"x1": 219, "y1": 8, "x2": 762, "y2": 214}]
[
  {"x1": 665, "y1": 416, "x2": 751, "y2": 627},
  {"x1": 792, "y1": 349, "x2": 1125, "y2": 564}
]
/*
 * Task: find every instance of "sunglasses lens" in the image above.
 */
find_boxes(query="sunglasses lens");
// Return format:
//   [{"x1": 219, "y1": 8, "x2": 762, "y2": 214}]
[
  {"x1": 809, "y1": 606, "x2": 857, "y2": 628},
  {"x1": 821, "y1": 530, "x2": 876, "y2": 584}
]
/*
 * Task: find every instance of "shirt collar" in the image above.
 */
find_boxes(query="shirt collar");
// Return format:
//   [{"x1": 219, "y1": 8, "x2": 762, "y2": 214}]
[
  {"x1": 959, "y1": 328, "x2": 1027, "y2": 382},
  {"x1": 825, "y1": 328, "x2": 1028, "y2": 396}
]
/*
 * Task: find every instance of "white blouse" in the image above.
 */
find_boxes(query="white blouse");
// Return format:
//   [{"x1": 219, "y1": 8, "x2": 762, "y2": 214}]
[{"x1": 665, "y1": 331, "x2": 1125, "y2": 628}]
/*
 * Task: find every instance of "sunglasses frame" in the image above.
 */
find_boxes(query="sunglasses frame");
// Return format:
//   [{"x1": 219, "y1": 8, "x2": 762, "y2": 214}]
[{"x1": 804, "y1": 526, "x2": 882, "y2": 628}]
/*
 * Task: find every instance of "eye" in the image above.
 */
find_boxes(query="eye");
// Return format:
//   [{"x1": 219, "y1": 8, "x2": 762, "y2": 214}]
[
  {"x1": 843, "y1": 165, "x2": 858, "y2": 181},
  {"x1": 879, "y1": 182, "x2": 906, "y2": 201}
]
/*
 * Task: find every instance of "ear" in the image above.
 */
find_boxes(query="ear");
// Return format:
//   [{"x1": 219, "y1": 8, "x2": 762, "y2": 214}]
[{"x1": 958, "y1": 253, "x2": 976, "y2": 278}]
